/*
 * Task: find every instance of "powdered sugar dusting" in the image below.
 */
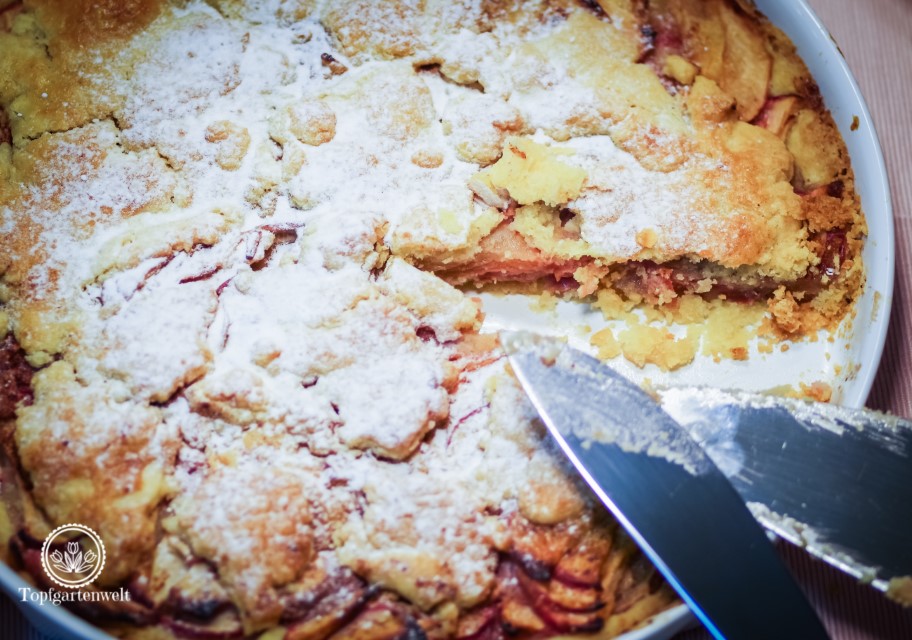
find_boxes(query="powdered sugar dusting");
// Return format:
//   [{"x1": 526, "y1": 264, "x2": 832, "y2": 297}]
[
  {"x1": 2, "y1": 0, "x2": 647, "y2": 622},
  {"x1": 563, "y1": 135, "x2": 731, "y2": 260}
]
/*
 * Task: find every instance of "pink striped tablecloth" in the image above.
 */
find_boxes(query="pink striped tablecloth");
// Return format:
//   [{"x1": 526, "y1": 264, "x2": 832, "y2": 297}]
[{"x1": 3, "y1": 0, "x2": 912, "y2": 638}]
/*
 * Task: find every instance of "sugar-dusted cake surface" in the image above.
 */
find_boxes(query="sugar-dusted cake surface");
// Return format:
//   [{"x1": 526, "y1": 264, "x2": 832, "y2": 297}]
[{"x1": 0, "y1": 1, "x2": 864, "y2": 638}]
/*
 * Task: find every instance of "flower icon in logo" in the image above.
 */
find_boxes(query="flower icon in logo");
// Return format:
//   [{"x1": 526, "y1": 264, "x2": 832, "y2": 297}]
[
  {"x1": 49, "y1": 541, "x2": 97, "y2": 575},
  {"x1": 41, "y1": 524, "x2": 106, "y2": 588}
]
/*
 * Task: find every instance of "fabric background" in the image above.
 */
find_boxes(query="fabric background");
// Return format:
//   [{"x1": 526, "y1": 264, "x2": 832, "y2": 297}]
[{"x1": 3, "y1": 0, "x2": 912, "y2": 637}]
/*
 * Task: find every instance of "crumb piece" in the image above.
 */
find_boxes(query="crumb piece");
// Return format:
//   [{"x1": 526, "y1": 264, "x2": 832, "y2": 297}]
[
  {"x1": 593, "y1": 288, "x2": 636, "y2": 320},
  {"x1": 529, "y1": 291, "x2": 559, "y2": 313},
  {"x1": 768, "y1": 287, "x2": 802, "y2": 335},
  {"x1": 641, "y1": 304, "x2": 666, "y2": 323},
  {"x1": 573, "y1": 264, "x2": 605, "y2": 297},
  {"x1": 271, "y1": 101, "x2": 337, "y2": 147},
  {"x1": 591, "y1": 327, "x2": 621, "y2": 360},
  {"x1": 618, "y1": 320, "x2": 699, "y2": 371},
  {"x1": 411, "y1": 149, "x2": 444, "y2": 169},
  {"x1": 205, "y1": 120, "x2": 251, "y2": 171},
  {"x1": 799, "y1": 381, "x2": 832, "y2": 403},
  {"x1": 886, "y1": 577, "x2": 912, "y2": 607},
  {"x1": 872, "y1": 291, "x2": 882, "y2": 322},
  {"x1": 702, "y1": 301, "x2": 765, "y2": 362}
]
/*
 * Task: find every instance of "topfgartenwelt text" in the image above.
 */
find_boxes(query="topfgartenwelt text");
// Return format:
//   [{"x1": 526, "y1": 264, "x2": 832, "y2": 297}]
[{"x1": 19, "y1": 587, "x2": 132, "y2": 605}]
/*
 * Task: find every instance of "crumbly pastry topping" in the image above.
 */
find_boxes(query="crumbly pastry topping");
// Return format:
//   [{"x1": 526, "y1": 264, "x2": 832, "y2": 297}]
[{"x1": 0, "y1": 0, "x2": 864, "y2": 638}]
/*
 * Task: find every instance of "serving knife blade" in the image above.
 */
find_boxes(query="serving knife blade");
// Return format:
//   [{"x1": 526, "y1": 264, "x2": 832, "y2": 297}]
[
  {"x1": 502, "y1": 332, "x2": 829, "y2": 640},
  {"x1": 659, "y1": 386, "x2": 912, "y2": 605}
]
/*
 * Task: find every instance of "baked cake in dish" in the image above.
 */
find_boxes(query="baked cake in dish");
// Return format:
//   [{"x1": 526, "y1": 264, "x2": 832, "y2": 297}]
[{"x1": 0, "y1": 0, "x2": 864, "y2": 638}]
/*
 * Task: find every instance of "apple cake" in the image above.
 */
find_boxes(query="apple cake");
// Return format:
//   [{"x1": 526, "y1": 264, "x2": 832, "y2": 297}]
[{"x1": 0, "y1": 0, "x2": 864, "y2": 638}]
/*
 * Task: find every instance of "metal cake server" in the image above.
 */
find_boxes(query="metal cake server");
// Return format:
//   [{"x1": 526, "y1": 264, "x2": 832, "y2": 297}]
[
  {"x1": 502, "y1": 332, "x2": 830, "y2": 640},
  {"x1": 658, "y1": 385, "x2": 912, "y2": 605}
]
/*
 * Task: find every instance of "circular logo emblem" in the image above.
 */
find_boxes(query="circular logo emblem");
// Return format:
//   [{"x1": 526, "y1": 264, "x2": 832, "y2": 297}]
[{"x1": 40, "y1": 524, "x2": 106, "y2": 589}]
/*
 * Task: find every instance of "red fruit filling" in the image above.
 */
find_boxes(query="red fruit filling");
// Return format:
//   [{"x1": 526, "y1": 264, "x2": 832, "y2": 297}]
[{"x1": 0, "y1": 335, "x2": 34, "y2": 421}]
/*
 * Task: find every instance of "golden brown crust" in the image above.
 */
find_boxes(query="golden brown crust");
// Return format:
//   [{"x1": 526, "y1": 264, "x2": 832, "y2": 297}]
[{"x1": 432, "y1": 0, "x2": 864, "y2": 342}]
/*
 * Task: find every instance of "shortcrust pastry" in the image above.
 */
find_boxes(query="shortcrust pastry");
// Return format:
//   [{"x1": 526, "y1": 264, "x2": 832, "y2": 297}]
[{"x1": 0, "y1": 0, "x2": 864, "y2": 638}]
